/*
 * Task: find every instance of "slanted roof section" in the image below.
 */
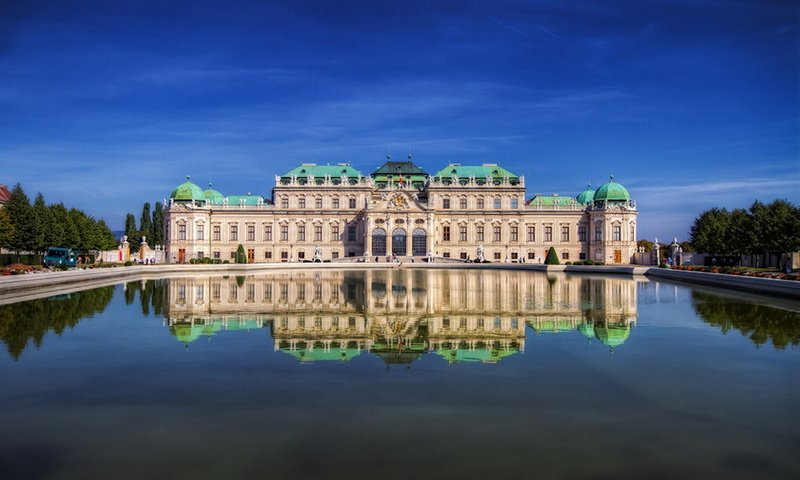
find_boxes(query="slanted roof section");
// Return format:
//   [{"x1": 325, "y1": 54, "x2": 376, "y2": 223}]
[
  {"x1": 225, "y1": 194, "x2": 264, "y2": 206},
  {"x1": 0, "y1": 184, "x2": 10, "y2": 203},
  {"x1": 280, "y1": 163, "x2": 363, "y2": 181},
  {"x1": 526, "y1": 195, "x2": 579, "y2": 207},
  {"x1": 370, "y1": 156, "x2": 429, "y2": 188},
  {"x1": 432, "y1": 163, "x2": 521, "y2": 186}
]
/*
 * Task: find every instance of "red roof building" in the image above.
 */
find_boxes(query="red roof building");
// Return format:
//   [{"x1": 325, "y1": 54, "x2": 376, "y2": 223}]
[{"x1": 0, "y1": 184, "x2": 11, "y2": 205}]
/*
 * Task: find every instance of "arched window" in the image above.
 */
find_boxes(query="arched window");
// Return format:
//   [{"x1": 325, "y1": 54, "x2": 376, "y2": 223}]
[
  {"x1": 372, "y1": 228, "x2": 387, "y2": 256},
  {"x1": 412, "y1": 228, "x2": 426, "y2": 256},
  {"x1": 392, "y1": 228, "x2": 407, "y2": 256}
]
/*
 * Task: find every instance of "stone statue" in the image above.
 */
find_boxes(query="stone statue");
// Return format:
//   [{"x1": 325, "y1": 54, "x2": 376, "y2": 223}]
[
  {"x1": 313, "y1": 245, "x2": 322, "y2": 262},
  {"x1": 477, "y1": 245, "x2": 485, "y2": 262}
]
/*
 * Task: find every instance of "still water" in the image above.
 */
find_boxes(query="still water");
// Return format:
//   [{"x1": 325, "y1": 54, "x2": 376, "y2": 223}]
[{"x1": 0, "y1": 269, "x2": 798, "y2": 480}]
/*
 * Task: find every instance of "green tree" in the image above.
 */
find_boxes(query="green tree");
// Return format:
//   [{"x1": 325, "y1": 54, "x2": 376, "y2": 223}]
[
  {"x1": 690, "y1": 207, "x2": 731, "y2": 254},
  {"x1": 124, "y1": 213, "x2": 141, "y2": 252},
  {"x1": 764, "y1": 199, "x2": 800, "y2": 261},
  {"x1": 44, "y1": 203, "x2": 68, "y2": 248},
  {"x1": 545, "y1": 246, "x2": 560, "y2": 265},
  {"x1": 637, "y1": 239, "x2": 653, "y2": 252},
  {"x1": 726, "y1": 208, "x2": 752, "y2": 256},
  {"x1": 236, "y1": 244, "x2": 246, "y2": 263},
  {"x1": 5, "y1": 183, "x2": 35, "y2": 253},
  {"x1": 151, "y1": 202, "x2": 164, "y2": 246},
  {"x1": 95, "y1": 220, "x2": 118, "y2": 250},
  {"x1": 140, "y1": 202, "x2": 152, "y2": 241},
  {"x1": 0, "y1": 209, "x2": 14, "y2": 251},
  {"x1": 31, "y1": 193, "x2": 49, "y2": 253}
]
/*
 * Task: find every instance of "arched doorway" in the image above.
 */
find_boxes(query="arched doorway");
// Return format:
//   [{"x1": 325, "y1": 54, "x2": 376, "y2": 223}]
[
  {"x1": 412, "y1": 228, "x2": 426, "y2": 256},
  {"x1": 392, "y1": 228, "x2": 406, "y2": 256},
  {"x1": 372, "y1": 228, "x2": 387, "y2": 256}
]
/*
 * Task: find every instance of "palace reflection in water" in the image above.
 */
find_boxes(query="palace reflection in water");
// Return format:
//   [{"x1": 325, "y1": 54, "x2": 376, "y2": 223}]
[{"x1": 163, "y1": 270, "x2": 640, "y2": 363}]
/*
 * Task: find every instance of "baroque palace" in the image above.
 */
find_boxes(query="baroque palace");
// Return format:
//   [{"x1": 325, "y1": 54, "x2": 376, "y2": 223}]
[{"x1": 164, "y1": 156, "x2": 638, "y2": 264}]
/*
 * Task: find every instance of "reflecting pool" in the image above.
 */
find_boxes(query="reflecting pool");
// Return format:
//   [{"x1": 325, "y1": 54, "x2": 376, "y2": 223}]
[{"x1": 0, "y1": 269, "x2": 798, "y2": 480}]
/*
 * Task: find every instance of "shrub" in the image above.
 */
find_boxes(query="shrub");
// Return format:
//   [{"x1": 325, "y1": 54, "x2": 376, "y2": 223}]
[
  {"x1": 596, "y1": 261, "x2": 605, "y2": 266},
  {"x1": 585, "y1": 259, "x2": 595, "y2": 266},
  {"x1": 124, "y1": 261, "x2": 133, "y2": 266},
  {"x1": 544, "y1": 247, "x2": 560, "y2": 265},
  {"x1": 236, "y1": 244, "x2": 247, "y2": 264},
  {"x1": 222, "y1": 260, "x2": 229, "y2": 264},
  {"x1": 565, "y1": 261, "x2": 573, "y2": 265},
  {"x1": 658, "y1": 263, "x2": 667, "y2": 268}
]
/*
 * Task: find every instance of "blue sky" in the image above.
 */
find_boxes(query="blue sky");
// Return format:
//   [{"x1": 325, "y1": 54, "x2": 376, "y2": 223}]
[{"x1": 1, "y1": 0, "x2": 798, "y2": 239}]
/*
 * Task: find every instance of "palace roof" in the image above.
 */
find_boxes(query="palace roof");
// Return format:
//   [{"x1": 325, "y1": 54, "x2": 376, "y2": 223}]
[
  {"x1": 527, "y1": 194, "x2": 579, "y2": 207},
  {"x1": 433, "y1": 163, "x2": 519, "y2": 180},
  {"x1": 593, "y1": 176, "x2": 631, "y2": 203},
  {"x1": 0, "y1": 184, "x2": 10, "y2": 204},
  {"x1": 280, "y1": 163, "x2": 364, "y2": 179}
]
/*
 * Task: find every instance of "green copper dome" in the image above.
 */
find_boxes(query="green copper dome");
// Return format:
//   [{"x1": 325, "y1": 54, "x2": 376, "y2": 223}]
[
  {"x1": 576, "y1": 183, "x2": 595, "y2": 204},
  {"x1": 594, "y1": 176, "x2": 631, "y2": 203},
  {"x1": 170, "y1": 176, "x2": 206, "y2": 202},
  {"x1": 203, "y1": 183, "x2": 224, "y2": 205},
  {"x1": 594, "y1": 324, "x2": 631, "y2": 348}
]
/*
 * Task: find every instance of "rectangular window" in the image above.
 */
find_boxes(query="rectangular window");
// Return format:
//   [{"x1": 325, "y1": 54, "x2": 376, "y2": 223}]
[
  {"x1": 280, "y1": 251, "x2": 288, "y2": 261},
  {"x1": 230, "y1": 225, "x2": 238, "y2": 241},
  {"x1": 265, "y1": 225, "x2": 272, "y2": 241},
  {"x1": 493, "y1": 197, "x2": 501, "y2": 209},
  {"x1": 197, "y1": 251, "x2": 204, "y2": 259},
  {"x1": 578, "y1": 226, "x2": 586, "y2": 242},
  {"x1": 443, "y1": 226, "x2": 451, "y2": 242},
  {"x1": 561, "y1": 226, "x2": 569, "y2": 242},
  {"x1": 544, "y1": 226, "x2": 552, "y2": 242},
  {"x1": 178, "y1": 224, "x2": 186, "y2": 240},
  {"x1": 348, "y1": 225, "x2": 356, "y2": 241},
  {"x1": 459, "y1": 226, "x2": 467, "y2": 242},
  {"x1": 247, "y1": 225, "x2": 255, "y2": 241},
  {"x1": 280, "y1": 225, "x2": 289, "y2": 241},
  {"x1": 281, "y1": 197, "x2": 288, "y2": 209},
  {"x1": 265, "y1": 250, "x2": 272, "y2": 259},
  {"x1": 510, "y1": 226, "x2": 518, "y2": 242},
  {"x1": 613, "y1": 225, "x2": 621, "y2": 241},
  {"x1": 298, "y1": 197, "x2": 306, "y2": 209},
  {"x1": 527, "y1": 251, "x2": 535, "y2": 260},
  {"x1": 493, "y1": 226, "x2": 501, "y2": 242},
  {"x1": 562, "y1": 251, "x2": 570, "y2": 260},
  {"x1": 315, "y1": 225, "x2": 322, "y2": 242},
  {"x1": 477, "y1": 226, "x2": 484, "y2": 242},
  {"x1": 349, "y1": 198, "x2": 356, "y2": 209},
  {"x1": 511, "y1": 198, "x2": 518, "y2": 209},
  {"x1": 331, "y1": 224, "x2": 340, "y2": 241},
  {"x1": 595, "y1": 224, "x2": 602, "y2": 241},
  {"x1": 494, "y1": 252, "x2": 501, "y2": 260},
  {"x1": 315, "y1": 197, "x2": 322, "y2": 209},
  {"x1": 298, "y1": 250, "x2": 305, "y2": 260},
  {"x1": 196, "y1": 224, "x2": 204, "y2": 241},
  {"x1": 459, "y1": 252, "x2": 467, "y2": 259},
  {"x1": 213, "y1": 225, "x2": 221, "y2": 241},
  {"x1": 443, "y1": 251, "x2": 450, "y2": 258},
  {"x1": 527, "y1": 226, "x2": 535, "y2": 242},
  {"x1": 332, "y1": 251, "x2": 339, "y2": 259},
  {"x1": 213, "y1": 251, "x2": 220, "y2": 259},
  {"x1": 477, "y1": 197, "x2": 484, "y2": 209},
  {"x1": 459, "y1": 198, "x2": 467, "y2": 209},
  {"x1": 298, "y1": 225, "x2": 306, "y2": 242},
  {"x1": 332, "y1": 197, "x2": 340, "y2": 209},
  {"x1": 230, "y1": 252, "x2": 237, "y2": 259},
  {"x1": 443, "y1": 198, "x2": 450, "y2": 209}
]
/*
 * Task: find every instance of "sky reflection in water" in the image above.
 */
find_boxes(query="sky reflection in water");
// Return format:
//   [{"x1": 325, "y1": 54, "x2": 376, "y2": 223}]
[{"x1": 0, "y1": 269, "x2": 798, "y2": 480}]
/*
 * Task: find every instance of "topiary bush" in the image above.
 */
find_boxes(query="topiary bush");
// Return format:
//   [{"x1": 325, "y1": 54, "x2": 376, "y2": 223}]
[
  {"x1": 544, "y1": 247, "x2": 560, "y2": 265},
  {"x1": 236, "y1": 244, "x2": 246, "y2": 264},
  {"x1": 565, "y1": 261, "x2": 573, "y2": 265}
]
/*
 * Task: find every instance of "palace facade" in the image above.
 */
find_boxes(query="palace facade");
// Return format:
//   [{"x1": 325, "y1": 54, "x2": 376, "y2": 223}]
[{"x1": 164, "y1": 156, "x2": 638, "y2": 264}]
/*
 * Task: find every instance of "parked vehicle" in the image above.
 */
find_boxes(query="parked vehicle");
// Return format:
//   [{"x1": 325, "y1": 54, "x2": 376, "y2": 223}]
[{"x1": 43, "y1": 247, "x2": 78, "y2": 268}]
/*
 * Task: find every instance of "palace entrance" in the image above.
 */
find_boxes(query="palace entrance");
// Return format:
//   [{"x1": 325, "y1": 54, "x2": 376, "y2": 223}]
[
  {"x1": 178, "y1": 248, "x2": 186, "y2": 263},
  {"x1": 614, "y1": 249, "x2": 622, "y2": 264}
]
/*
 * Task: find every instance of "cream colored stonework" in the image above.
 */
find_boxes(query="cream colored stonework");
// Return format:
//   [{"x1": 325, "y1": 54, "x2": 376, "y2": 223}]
[{"x1": 165, "y1": 164, "x2": 638, "y2": 264}]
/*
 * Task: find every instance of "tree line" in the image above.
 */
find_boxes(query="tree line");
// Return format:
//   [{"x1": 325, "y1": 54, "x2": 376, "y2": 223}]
[
  {"x1": 123, "y1": 201, "x2": 164, "y2": 252},
  {"x1": 689, "y1": 199, "x2": 800, "y2": 258},
  {"x1": 0, "y1": 183, "x2": 117, "y2": 254}
]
